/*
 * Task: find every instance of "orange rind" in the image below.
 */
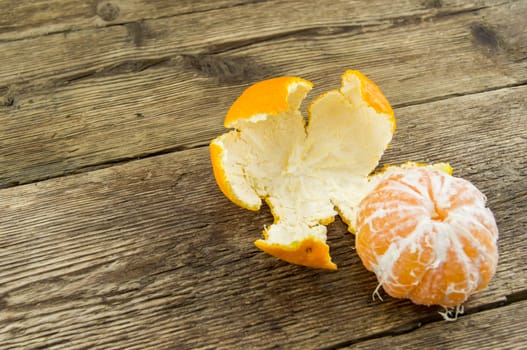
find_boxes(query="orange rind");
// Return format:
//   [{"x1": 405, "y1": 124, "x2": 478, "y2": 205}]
[
  {"x1": 210, "y1": 70, "x2": 395, "y2": 269},
  {"x1": 224, "y1": 76, "x2": 313, "y2": 128},
  {"x1": 255, "y1": 236, "x2": 337, "y2": 270}
]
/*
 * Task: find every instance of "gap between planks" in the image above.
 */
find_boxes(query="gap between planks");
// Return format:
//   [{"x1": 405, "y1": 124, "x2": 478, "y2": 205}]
[
  {"x1": 346, "y1": 298, "x2": 527, "y2": 349},
  {"x1": 324, "y1": 289, "x2": 527, "y2": 349}
]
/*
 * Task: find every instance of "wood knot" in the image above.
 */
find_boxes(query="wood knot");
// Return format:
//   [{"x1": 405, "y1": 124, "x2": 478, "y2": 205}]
[
  {"x1": 126, "y1": 22, "x2": 146, "y2": 47},
  {"x1": 182, "y1": 54, "x2": 271, "y2": 84},
  {"x1": 423, "y1": 0, "x2": 442, "y2": 8},
  {"x1": 0, "y1": 86, "x2": 14, "y2": 106},
  {"x1": 0, "y1": 95, "x2": 14, "y2": 107},
  {"x1": 471, "y1": 23, "x2": 500, "y2": 51},
  {"x1": 97, "y1": 1, "x2": 120, "y2": 21}
]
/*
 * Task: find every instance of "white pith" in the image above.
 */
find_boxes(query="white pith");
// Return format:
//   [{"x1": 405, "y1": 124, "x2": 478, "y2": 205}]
[{"x1": 212, "y1": 76, "x2": 394, "y2": 246}]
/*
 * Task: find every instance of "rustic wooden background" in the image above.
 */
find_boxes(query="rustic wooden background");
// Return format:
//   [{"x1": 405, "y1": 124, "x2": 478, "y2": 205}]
[{"x1": 1, "y1": 0, "x2": 526, "y2": 349}]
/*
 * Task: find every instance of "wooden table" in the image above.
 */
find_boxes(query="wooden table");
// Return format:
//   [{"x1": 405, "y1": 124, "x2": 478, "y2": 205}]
[{"x1": 1, "y1": 1, "x2": 526, "y2": 349}]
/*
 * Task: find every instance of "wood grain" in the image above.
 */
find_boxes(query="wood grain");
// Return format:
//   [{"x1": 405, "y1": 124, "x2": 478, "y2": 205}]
[
  {"x1": 2, "y1": 1, "x2": 524, "y2": 88},
  {"x1": 346, "y1": 300, "x2": 527, "y2": 350},
  {"x1": 0, "y1": 0, "x2": 256, "y2": 42},
  {"x1": 1, "y1": 1, "x2": 526, "y2": 188},
  {"x1": 1, "y1": 1, "x2": 526, "y2": 348},
  {"x1": 0, "y1": 85, "x2": 525, "y2": 349},
  {"x1": 0, "y1": 0, "x2": 498, "y2": 42}
]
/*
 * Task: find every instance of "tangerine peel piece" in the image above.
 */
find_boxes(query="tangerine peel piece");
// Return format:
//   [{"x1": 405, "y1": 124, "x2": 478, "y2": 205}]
[{"x1": 210, "y1": 70, "x2": 395, "y2": 269}]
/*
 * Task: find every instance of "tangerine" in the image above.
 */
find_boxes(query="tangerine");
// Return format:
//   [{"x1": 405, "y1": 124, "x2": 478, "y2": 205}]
[{"x1": 356, "y1": 166, "x2": 499, "y2": 311}]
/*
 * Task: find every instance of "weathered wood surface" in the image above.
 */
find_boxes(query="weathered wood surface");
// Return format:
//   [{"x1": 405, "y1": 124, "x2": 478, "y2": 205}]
[
  {"x1": 0, "y1": 0, "x2": 254, "y2": 42},
  {"x1": 1, "y1": 0, "x2": 526, "y2": 187},
  {"x1": 0, "y1": 0, "x2": 526, "y2": 349},
  {"x1": 0, "y1": 0, "x2": 513, "y2": 42},
  {"x1": 1, "y1": 86, "x2": 526, "y2": 349},
  {"x1": 348, "y1": 300, "x2": 527, "y2": 350}
]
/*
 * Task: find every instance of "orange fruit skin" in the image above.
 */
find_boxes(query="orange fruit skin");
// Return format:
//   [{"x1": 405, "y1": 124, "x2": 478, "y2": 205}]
[
  {"x1": 224, "y1": 76, "x2": 313, "y2": 128},
  {"x1": 355, "y1": 167, "x2": 499, "y2": 307},
  {"x1": 211, "y1": 71, "x2": 396, "y2": 270},
  {"x1": 255, "y1": 236, "x2": 337, "y2": 270},
  {"x1": 342, "y1": 70, "x2": 395, "y2": 130},
  {"x1": 209, "y1": 141, "x2": 259, "y2": 210}
]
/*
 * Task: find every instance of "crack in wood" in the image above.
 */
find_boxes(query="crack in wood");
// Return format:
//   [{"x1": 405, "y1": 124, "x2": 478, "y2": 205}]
[
  {"x1": 0, "y1": 143, "x2": 209, "y2": 190},
  {"x1": 206, "y1": 25, "x2": 367, "y2": 55},
  {"x1": 321, "y1": 290, "x2": 527, "y2": 350},
  {"x1": 170, "y1": 6, "x2": 491, "y2": 55},
  {"x1": 392, "y1": 81, "x2": 527, "y2": 109},
  {"x1": 30, "y1": 339, "x2": 71, "y2": 350},
  {"x1": 205, "y1": 5, "x2": 506, "y2": 60},
  {"x1": 57, "y1": 57, "x2": 172, "y2": 85}
]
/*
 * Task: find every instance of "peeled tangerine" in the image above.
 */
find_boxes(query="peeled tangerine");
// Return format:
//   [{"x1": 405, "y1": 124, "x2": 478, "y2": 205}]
[
  {"x1": 210, "y1": 70, "x2": 499, "y2": 313},
  {"x1": 356, "y1": 165, "x2": 499, "y2": 317}
]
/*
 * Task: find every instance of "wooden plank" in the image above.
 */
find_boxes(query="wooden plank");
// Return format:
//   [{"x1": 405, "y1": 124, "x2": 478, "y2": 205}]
[
  {"x1": 1, "y1": 0, "x2": 523, "y2": 87},
  {"x1": 0, "y1": 0, "x2": 254, "y2": 42},
  {"x1": 0, "y1": 0, "x2": 499, "y2": 42},
  {"x1": 1, "y1": 2, "x2": 526, "y2": 188},
  {"x1": 0, "y1": 86, "x2": 525, "y2": 349},
  {"x1": 347, "y1": 300, "x2": 527, "y2": 349}
]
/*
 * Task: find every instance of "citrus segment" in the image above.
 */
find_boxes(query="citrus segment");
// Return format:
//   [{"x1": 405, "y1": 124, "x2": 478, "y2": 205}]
[{"x1": 356, "y1": 167, "x2": 499, "y2": 307}]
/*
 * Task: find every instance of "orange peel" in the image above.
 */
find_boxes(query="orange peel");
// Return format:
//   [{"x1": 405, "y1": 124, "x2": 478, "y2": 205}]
[{"x1": 210, "y1": 70, "x2": 395, "y2": 269}]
